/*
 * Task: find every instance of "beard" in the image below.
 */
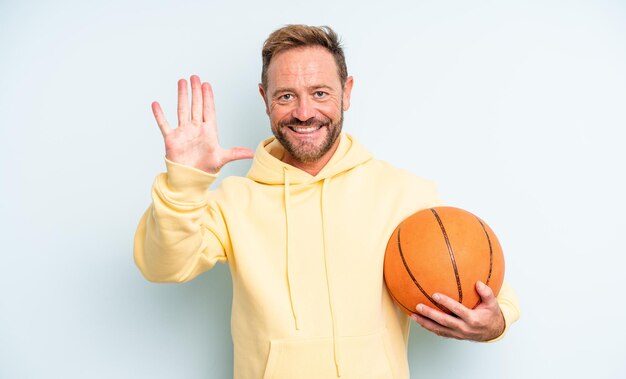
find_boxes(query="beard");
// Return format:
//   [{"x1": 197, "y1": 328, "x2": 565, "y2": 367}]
[{"x1": 272, "y1": 110, "x2": 344, "y2": 164}]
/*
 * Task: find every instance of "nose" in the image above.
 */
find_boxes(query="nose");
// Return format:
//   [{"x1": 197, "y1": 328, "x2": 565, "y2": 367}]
[{"x1": 292, "y1": 97, "x2": 315, "y2": 121}]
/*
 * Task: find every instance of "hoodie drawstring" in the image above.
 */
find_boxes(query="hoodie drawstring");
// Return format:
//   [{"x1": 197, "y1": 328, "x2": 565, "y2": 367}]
[
  {"x1": 283, "y1": 167, "x2": 300, "y2": 330},
  {"x1": 283, "y1": 169, "x2": 341, "y2": 376},
  {"x1": 321, "y1": 178, "x2": 341, "y2": 377}
]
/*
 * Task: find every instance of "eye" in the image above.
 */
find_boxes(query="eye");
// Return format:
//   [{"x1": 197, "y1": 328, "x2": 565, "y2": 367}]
[
  {"x1": 279, "y1": 93, "x2": 293, "y2": 101},
  {"x1": 314, "y1": 91, "x2": 327, "y2": 98}
]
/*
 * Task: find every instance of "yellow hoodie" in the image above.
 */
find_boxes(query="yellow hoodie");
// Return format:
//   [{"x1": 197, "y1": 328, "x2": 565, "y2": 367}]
[{"x1": 134, "y1": 133, "x2": 520, "y2": 379}]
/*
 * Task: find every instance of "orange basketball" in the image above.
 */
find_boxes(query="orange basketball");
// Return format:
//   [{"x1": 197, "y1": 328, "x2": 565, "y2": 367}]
[{"x1": 383, "y1": 206, "x2": 504, "y2": 315}]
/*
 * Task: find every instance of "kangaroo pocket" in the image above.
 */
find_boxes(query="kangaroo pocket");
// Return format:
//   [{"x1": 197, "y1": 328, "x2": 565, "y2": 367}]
[{"x1": 262, "y1": 330, "x2": 394, "y2": 379}]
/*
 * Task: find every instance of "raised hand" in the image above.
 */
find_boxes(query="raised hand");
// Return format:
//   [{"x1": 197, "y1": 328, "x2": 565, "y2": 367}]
[
  {"x1": 151, "y1": 75, "x2": 254, "y2": 174},
  {"x1": 411, "y1": 281, "x2": 506, "y2": 341}
]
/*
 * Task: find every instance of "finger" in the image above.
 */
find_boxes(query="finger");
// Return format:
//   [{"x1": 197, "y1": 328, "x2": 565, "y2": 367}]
[
  {"x1": 476, "y1": 281, "x2": 498, "y2": 306},
  {"x1": 415, "y1": 303, "x2": 464, "y2": 331},
  {"x1": 222, "y1": 147, "x2": 255, "y2": 164},
  {"x1": 202, "y1": 82, "x2": 216, "y2": 124},
  {"x1": 177, "y1": 78, "x2": 190, "y2": 126},
  {"x1": 430, "y1": 292, "x2": 472, "y2": 320},
  {"x1": 151, "y1": 101, "x2": 171, "y2": 137},
  {"x1": 190, "y1": 75, "x2": 202, "y2": 122},
  {"x1": 411, "y1": 313, "x2": 460, "y2": 339}
]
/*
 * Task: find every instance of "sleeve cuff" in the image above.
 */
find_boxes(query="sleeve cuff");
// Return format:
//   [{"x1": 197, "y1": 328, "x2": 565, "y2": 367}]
[
  {"x1": 486, "y1": 282, "x2": 521, "y2": 343},
  {"x1": 155, "y1": 158, "x2": 220, "y2": 204}
]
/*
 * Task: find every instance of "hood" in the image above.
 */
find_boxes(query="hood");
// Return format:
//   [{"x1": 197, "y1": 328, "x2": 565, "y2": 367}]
[{"x1": 246, "y1": 133, "x2": 373, "y2": 184}]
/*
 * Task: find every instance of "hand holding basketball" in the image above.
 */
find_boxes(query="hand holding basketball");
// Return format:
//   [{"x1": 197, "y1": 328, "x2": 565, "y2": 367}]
[
  {"x1": 383, "y1": 206, "x2": 507, "y2": 341},
  {"x1": 411, "y1": 281, "x2": 505, "y2": 341}
]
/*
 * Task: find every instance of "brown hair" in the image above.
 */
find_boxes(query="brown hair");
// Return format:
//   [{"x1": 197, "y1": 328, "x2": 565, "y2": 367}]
[{"x1": 261, "y1": 25, "x2": 347, "y2": 89}]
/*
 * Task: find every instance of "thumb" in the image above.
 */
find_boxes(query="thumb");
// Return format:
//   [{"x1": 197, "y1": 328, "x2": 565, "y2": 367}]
[
  {"x1": 223, "y1": 147, "x2": 255, "y2": 163},
  {"x1": 476, "y1": 281, "x2": 497, "y2": 306}
]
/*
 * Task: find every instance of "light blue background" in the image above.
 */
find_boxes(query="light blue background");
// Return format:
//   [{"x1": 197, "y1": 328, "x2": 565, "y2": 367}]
[{"x1": 1, "y1": 0, "x2": 625, "y2": 378}]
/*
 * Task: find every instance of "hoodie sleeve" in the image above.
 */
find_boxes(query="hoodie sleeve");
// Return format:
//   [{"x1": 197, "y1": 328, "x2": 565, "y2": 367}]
[
  {"x1": 133, "y1": 159, "x2": 231, "y2": 283},
  {"x1": 488, "y1": 281, "x2": 521, "y2": 342}
]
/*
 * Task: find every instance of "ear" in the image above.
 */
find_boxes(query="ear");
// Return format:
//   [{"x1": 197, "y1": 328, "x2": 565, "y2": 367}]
[
  {"x1": 258, "y1": 84, "x2": 270, "y2": 115},
  {"x1": 342, "y1": 76, "x2": 354, "y2": 111}
]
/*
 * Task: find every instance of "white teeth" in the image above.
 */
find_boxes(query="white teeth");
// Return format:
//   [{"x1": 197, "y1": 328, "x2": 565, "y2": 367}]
[{"x1": 291, "y1": 126, "x2": 321, "y2": 133}]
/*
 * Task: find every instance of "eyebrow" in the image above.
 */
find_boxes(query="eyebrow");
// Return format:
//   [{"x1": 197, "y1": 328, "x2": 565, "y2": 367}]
[{"x1": 271, "y1": 85, "x2": 335, "y2": 97}]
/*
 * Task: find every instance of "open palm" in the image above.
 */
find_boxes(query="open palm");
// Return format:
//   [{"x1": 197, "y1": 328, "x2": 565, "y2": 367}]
[{"x1": 152, "y1": 75, "x2": 254, "y2": 174}]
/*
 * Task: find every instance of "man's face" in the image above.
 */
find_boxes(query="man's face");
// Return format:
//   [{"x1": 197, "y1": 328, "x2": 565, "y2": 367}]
[{"x1": 260, "y1": 46, "x2": 353, "y2": 164}]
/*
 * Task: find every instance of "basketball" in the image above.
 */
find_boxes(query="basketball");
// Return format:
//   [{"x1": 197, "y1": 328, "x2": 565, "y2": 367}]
[{"x1": 383, "y1": 206, "x2": 504, "y2": 315}]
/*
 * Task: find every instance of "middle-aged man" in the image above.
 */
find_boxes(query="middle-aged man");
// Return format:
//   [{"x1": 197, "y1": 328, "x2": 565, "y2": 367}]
[{"x1": 134, "y1": 25, "x2": 520, "y2": 379}]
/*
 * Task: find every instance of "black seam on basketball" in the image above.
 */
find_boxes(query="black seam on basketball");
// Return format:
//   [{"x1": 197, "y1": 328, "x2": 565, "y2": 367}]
[
  {"x1": 397, "y1": 226, "x2": 449, "y2": 313},
  {"x1": 476, "y1": 217, "x2": 494, "y2": 286},
  {"x1": 430, "y1": 208, "x2": 463, "y2": 303}
]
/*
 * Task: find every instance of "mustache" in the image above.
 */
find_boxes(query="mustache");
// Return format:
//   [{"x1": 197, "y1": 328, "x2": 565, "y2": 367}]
[{"x1": 278, "y1": 116, "x2": 331, "y2": 129}]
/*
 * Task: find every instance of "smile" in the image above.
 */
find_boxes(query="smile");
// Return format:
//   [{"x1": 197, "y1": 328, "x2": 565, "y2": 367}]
[{"x1": 288, "y1": 125, "x2": 323, "y2": 134}]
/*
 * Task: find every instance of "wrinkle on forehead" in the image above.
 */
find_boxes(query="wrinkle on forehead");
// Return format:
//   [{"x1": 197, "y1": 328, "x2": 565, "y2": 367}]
[{"x1": 266, "y1": 46, "x2": 342, "y2": 92}]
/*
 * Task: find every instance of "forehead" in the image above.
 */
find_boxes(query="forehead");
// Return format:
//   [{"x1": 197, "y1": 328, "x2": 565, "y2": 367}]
[{"x1": 266, "y1": 46, "x2": 341, "y2": 91}]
